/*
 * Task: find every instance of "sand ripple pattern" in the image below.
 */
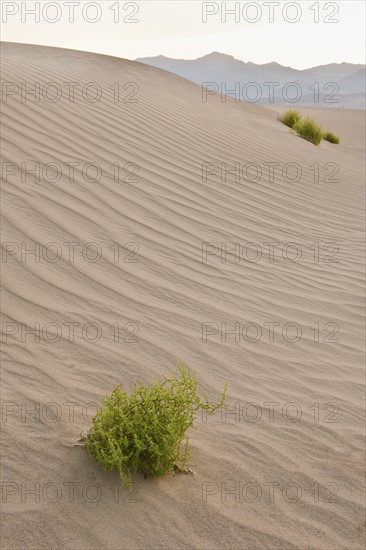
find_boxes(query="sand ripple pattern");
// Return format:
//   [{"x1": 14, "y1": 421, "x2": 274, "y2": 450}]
[{"x1": 1, "y1": 44, "x2": 365, "y2": 550}]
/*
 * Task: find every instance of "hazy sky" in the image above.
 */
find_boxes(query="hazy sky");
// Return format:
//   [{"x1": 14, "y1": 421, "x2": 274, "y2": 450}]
[{"x1": 1, "y1": 1, "x2": 365, "y2": 69}]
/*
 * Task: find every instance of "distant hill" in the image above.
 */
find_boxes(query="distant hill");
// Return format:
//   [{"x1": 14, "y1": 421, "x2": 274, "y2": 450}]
[
  {"x1": 136, "y1": 52, "x2": 365, "y2": 108},
  {"x1": 338, "y1": 68, "x2": 366, "y2": 93}
]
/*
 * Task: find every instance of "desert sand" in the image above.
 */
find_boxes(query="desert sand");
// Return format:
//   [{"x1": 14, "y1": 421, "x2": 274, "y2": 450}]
[{"x1": 1, "y1": 43, "x2": 365, "y2": 549}]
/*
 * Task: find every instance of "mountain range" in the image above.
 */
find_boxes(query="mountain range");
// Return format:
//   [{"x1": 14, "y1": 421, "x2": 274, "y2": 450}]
[{"x1": 136, "y1": 52, "x2": 366, "y2": 108}]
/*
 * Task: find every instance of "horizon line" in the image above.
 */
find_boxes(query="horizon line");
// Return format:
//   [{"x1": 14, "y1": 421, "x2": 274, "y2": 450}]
[{"x1": 1, "y1": 41, "x2": 365, "y2": 72}]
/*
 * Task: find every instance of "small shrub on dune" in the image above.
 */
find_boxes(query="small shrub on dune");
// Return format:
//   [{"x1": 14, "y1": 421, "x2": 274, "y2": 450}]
[
  {"x1": 278, "y1": 109, "x2": 302, "y2": 128},
  {"x1": 84, "y1": 363, "x2": 227, "y2": 487},
  {"x1": 293, "y1": 117, "x2": 323, "y2": 145},
  {"x1": 323, "y1": 131, "x2": 340, "y2": 144}
]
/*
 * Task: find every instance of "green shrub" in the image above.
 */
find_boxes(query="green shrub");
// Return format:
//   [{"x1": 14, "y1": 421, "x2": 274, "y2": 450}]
[
  {"x1": 278, "y1": 109, "x2": 302, "y2": 128},
  {"x1": 84, "y1": 363, "x2": 227, "y2": 487},
  {"x1": 323, "y1": 131, "x2": 340, "y2": 144},
  {"x1": 293, "y1": 117, "x2": 323, "y2": 145}
]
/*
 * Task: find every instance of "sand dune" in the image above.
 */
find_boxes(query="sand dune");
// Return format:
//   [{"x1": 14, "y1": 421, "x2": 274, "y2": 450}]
[{"x1": 1, "y1": 43, "x2": 365, "y2": 549}]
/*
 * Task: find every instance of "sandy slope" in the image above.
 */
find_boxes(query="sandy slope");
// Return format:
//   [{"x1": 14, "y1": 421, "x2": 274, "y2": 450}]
[
  {"x1": 1, "y1": 43, "x2": 365, "y2": 550},
  {"x1": 271, "y1": 105, "x2": 366, "y2": 150}
]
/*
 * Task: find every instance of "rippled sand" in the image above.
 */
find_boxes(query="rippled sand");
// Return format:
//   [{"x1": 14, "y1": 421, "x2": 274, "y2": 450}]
[{"x1": 1, "y1": 43, "x2": 365, "y2": 549}]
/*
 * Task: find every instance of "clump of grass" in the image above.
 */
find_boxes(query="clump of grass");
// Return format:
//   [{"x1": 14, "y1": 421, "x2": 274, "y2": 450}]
[
  {"x1": 293, "y1": 117, "x2": 324, "y2": 145},
  {"x1": 278, "y1": 109, "x2": 301, "y2": 128},
  {"x1": 279, "y1": 110, "x2": 340, "y2": 146},
  {"x1": 323, "y1": 131, "x2": 340, "y2": 144},
  {"x1": 84, "y1": 363, "x2": 227, "y2": 487}
]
